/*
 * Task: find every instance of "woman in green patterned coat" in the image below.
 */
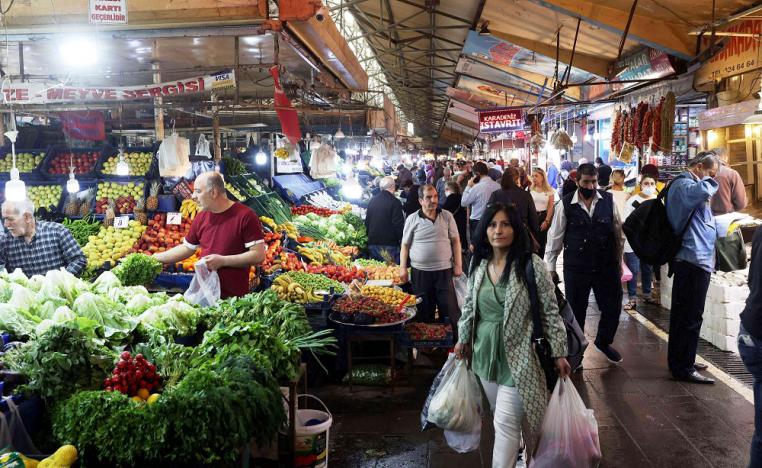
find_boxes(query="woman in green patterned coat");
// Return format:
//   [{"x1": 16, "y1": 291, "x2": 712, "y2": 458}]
[{"x1": 454, "y1": 203, "x2": 570, "y2": 467}]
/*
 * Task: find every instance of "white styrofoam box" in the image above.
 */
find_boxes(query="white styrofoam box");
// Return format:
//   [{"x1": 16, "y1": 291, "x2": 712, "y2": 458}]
[
  {"x1": 706, "y1": 301, "x2": 746, "y2": 320},
  {"x1": 707, "y1": 282, "x2": 749, "y2": 304},
  {"x1": 714, "y1": 318, "x2": 741, "y2": 337},
  {"x1": 715, "y1": 335, "x2": 739, "y2": 353}
]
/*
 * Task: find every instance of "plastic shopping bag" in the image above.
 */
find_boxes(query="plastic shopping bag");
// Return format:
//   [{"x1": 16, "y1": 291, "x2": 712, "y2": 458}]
[
  {"x1": 621, "y1": 260, "x2": 633, "y2": 283},
  {"x1": 194, "y1": 133, "x2": 212, "y2": 159},
  {"x1": 531, "y1": 378, "x2": 602, "y2": 468},
  {"x1": 421, "y1": 353, "x2": 458, "y2": 431},
  {"x1": 444, "y1": 424, "x2": 481, "y2": 453},
  {"x1": 427, "y1": 358, "x2": 482, "y2": 432},
  {"x1": 453, "y1": 274, "x2": 468, "y2": 310},
  {"x1": 184, "y1": 259, "x2": 221, "y2": 307}
]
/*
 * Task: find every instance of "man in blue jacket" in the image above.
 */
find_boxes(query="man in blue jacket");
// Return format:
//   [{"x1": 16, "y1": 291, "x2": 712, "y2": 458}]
[{"x1": 666, "y1": 152, "x2": 720, "y2": 384}]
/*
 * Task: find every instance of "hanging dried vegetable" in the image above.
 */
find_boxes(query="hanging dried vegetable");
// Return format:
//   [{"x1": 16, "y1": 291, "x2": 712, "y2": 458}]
[
  {"x1": 660, "y1": 91, "x2": 676, "y2": 154},
  {"x1": 551, "y1": 128, "x2": 574, "y2": 151},
  {"x1": 633, "y1": 102, "x2": 648, "y2": 148},
  {"x1": 624, "y1": 110, "x2": 634, "y2": 145},
  {"x1": 651, "y1": 97, "x2": 664, "y2": 152},
  {"x1": 611, "y1": 109, "x2": 622, "y2": 154},
  {"x1": 640, "y1": 108, "x2": 653, "y2": 149}
]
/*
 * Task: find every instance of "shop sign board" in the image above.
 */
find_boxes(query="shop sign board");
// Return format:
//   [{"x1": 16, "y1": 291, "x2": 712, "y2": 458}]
[
  {"x1": 1, "y1": 70, "x2": 235, "y2": 104},
  {"x1": 462, "y1": 30, "x2": 599, "y2": 83},
  {"x1": 478, "y1": 108, "x2": 524, "y2": 134},
  {"x1": 587, "y1": 47, "x2": 676, "y2": 100},
  {"x1": 696, "y1": 20, "x2": 762, "y2": 85},
  {"x1": 89, "y1": 0, "x2": 128, "y2": 24},
  {"x1": 697, "y1": 99, "x2": 758, "y2": 131}
]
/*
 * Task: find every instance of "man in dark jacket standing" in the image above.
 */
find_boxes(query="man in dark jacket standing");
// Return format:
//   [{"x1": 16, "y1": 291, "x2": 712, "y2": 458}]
[
  {"x1": 365, "y1": 176, "x2": 405, "y2": 263},
  {"x1": 595, "y1": 157, "x2": 612, "y2": 188},
  {"x1": 545, "y1": 163, "x2": 625, "y2": 367}
]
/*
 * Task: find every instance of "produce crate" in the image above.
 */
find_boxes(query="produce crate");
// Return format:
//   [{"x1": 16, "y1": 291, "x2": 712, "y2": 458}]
[
  {"x1": 272, "y1": 173, "x2": 323, "y2": 206},
  {"x1": 96, "y1": 146, "x2": 158, "y2": 179},
  {"x1": 245, "y1": 192, "x2": 293, "y2": 224},
  {"x1": 58, "y1": 180, "x2": 99, "y2": 219},
  {"x1": 40, "y1": 144, "x2": 107, "y2": 180},
  {"x1": 0, "y1": 181, "x2": 65, "y2": 214},
  {"x1": 0, "y1": 147, "x2": 47, "y2": 179},
  {"x1": 93, "y1": 179, "x2": 148, "y2": 216},
  {"x1": 153, "y1": 272, "x2": 193, "y2": 290},
  {"x1": 229, "y1": 174, "x2": 269, "y2": 199}
]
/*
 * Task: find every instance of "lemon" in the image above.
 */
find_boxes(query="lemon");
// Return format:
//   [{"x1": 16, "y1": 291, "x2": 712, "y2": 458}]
[{"x1": 147, "y1": 393, "x2": 160, "y2": 405}]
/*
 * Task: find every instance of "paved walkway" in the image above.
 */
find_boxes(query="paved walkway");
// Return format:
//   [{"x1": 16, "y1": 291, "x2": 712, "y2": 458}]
[{"x1": 312, "y1": 302, "x2": 755, "y2": 467}]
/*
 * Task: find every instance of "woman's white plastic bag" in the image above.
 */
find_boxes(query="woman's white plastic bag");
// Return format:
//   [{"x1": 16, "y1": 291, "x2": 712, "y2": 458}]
[
  {"x1": 421, "y1": 353, "x2": 458, "y2": 431},
  {"x1": 183, "y1": 259, "x2": 220, "y2": 307},
  {"x1": 427, "y1": 359, "x2": 482, "y2": 432},
  {"x1": 444, "y1": 423, "x2": 481, "y2": 453},
  {"x1": 531, "y1": 378, "x2": 601, "y2": 468}
]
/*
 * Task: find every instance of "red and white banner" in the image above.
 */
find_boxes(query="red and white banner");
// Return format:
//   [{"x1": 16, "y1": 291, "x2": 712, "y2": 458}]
[{"x1": 1, "y1": 70, "x2": 235, "y2": 104}]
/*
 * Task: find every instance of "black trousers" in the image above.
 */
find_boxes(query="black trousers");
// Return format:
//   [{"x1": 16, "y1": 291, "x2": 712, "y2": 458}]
[
  {"x1": 564, "y1": 266, "x2": 622, "y2": 347},
  {"x1": 469, "y1": 219, "x2": 480, "y2": 245},
  {"x1": 411, "y1": 267, "x2": 461, "y2": 332},
  {"x1": 668, "y1": 260, "x2": 711, "y2": 377}
]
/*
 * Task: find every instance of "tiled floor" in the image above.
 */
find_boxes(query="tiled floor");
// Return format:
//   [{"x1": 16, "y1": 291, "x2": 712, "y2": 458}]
[{"x1": 312, "y1": 302, "x2": 755, "y2": 467}]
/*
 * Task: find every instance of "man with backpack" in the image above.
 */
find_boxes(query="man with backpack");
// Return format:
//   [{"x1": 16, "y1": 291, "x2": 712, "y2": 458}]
[
  {"x1": 665, "y1": 152, "x2": 720, "y2": 384},
  {"x1": 545, "y1": 163, "x2": 625, "y2": 367}
]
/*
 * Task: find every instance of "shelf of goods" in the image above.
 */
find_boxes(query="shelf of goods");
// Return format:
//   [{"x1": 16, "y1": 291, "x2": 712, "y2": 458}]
[
  {"x1": 0, "y1": 147, "x2": 46, "y2": 178},
  {"x1": 661, "y1": 265, "x2": 748, "y2": 353},
  {"x1": 0, "y1": 267, "x2": 334, "y2": 466},
  {"x1": 96, "y1": 146, "x2": 157, "y2": 178},
  {"x1": 40, "y1": 145, "x2": 106, "y2": 180},
  {"x1": 272, "y1": 173, "x2": 324, "y2": 206}
]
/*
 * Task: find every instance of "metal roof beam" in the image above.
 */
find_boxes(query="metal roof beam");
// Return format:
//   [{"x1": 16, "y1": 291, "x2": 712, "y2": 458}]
[
  {"x1": 391, "y1": 0, "x2": 473, "y2": 26},
  {"x1": 527, "y1": 0, "x2": 693, "y2": 59}
]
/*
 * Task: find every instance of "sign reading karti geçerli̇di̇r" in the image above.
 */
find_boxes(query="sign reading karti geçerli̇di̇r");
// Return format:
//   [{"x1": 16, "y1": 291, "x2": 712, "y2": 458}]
[
  {"x1": 1, "y1": 70, "x2": 235, "y2": 104},
  {"x1": 478, "y1": 109, "x2": 524, "y2": 133},
  {"x1": 89, "y1": 0, "x2": 128, "y2": 24}
]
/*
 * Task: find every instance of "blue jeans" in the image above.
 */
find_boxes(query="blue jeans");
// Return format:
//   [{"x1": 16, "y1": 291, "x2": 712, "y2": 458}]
[
  {"x1": 739, "y1": 323, "x2": 762, "y2": 468},
  {"x1": 368, "y1": 245, "x2": 400, "y2": 264},
  {"x1": 623, "y1": 252, "x2": 653, "y2": 299}
]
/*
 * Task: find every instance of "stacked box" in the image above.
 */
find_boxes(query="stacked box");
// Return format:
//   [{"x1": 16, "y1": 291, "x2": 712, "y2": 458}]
[{"x1": 661, "y1": 266, "x2": 748, "y2": 353}]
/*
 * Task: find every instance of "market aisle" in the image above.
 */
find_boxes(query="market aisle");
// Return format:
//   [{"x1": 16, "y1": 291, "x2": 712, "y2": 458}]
[{"x1": 313, "y1": 300, "x2": 754, "y2": 467}]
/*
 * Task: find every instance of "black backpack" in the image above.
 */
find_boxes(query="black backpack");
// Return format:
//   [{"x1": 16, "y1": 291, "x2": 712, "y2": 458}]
[{"x1": 622, "y1": 178, "x2": 696, "y2": 266}]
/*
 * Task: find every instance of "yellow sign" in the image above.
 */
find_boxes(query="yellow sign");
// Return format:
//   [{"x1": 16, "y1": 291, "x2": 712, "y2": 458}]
[{"x1": 696, "y1": 20, "x2": 762, "y2": 85}]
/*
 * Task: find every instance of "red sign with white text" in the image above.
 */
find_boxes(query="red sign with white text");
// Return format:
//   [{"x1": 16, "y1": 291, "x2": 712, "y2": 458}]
[{"x1": 478, "y1": 108, "x2": 524, "y2": 134}]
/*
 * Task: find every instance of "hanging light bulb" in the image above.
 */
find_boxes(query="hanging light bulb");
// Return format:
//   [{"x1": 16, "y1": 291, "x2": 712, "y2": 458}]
[
  {"x1": 255, "y1": 149, "x2": 267, "y2": 165},
  {"x1": 4, "y1": 121, "x2": 26, "y2": 202},
  {"x1": 335, "y1": 128, "x2": 345, "y2": 139},
  {"x1": 571, "y1": 134, "x2": 578, "y2": 144},
  {"x1": 584, "y1": 133, "x2": 592, "y2": 142},
  {"x1": 115, "y1": 147, "x2": 129, "y2": 176},
  {"x1": 66, "y1": 152, "x2": 79, "y2": 193}
]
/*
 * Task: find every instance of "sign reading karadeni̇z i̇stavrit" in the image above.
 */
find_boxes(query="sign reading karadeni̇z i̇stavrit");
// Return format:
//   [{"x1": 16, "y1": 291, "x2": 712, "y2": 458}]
[{"x1": 89, "y1": 0, "x2": 128, "y2": 24}]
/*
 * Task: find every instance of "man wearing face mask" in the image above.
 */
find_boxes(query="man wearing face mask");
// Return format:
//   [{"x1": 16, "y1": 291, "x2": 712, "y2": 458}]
[
  {"x1": 665, "y1": 152, "x2": 721, "y2": 384},
  {"x1": 545, "y1": 163, "x2": 625, "y2": 367}
]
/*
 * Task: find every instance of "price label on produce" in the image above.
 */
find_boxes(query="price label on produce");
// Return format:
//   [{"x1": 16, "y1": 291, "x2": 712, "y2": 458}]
[
  {"x1": 114, "y1": 216, "x2": 130, "y2": 229},
  {"x1": 167, "y1": 212, "x2": 182, "y2": 225}
]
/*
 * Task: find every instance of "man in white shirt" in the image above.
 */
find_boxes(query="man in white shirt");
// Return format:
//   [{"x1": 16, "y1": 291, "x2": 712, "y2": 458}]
[
  {"x1": 545, "y1": 163, "x2": 625, "y2": 368},
  {"x1": 461, "y1": 161, "x2": 501, "y2": 243}
]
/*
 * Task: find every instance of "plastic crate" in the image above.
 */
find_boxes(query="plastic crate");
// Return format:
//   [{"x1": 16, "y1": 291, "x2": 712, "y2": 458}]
[
  {"x1": 153, "y1": 272, "x2": 193, "y2": 290},
  {"x1": 58, "y1": 180, "x2": 99, "y2": 218},
  {"x1": 96, "y1": 146, "x2": 158, "y2": 179},
  {"x1": 0, "y1": 147, "x2": 47, "y2": 179},
  {"x1": 0, "y1": 181, "x2": 65, "y2": 214},
  {"x1": 40, "y1": 144, "x2": 106, "y2": 180},
  {"x1": 93, "y1": 179, "x2": 148, "y2": 216}
]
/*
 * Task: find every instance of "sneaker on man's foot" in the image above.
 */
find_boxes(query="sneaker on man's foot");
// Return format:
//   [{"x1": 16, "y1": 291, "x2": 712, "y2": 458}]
[{"x1": 595, "y1": 343, "x2": 623, "y2": 363}]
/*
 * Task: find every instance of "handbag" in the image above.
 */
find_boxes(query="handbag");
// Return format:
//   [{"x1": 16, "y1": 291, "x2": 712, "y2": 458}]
[{"x1": 525, "y1": 259, "x2": 559, "y2": 391}]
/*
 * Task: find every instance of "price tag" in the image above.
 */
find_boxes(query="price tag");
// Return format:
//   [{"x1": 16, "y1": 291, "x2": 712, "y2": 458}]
[
  {"x1": 167, "y1": 212, "x2": 182, "y2": 225},
  {"x1": 114, "y1": 216, "x2": 130, "y2": 229}
]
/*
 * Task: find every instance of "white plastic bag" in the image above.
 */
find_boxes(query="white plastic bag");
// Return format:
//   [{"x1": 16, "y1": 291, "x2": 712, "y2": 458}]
[
  {"x1": 427, "y1": 359, "x2": 482, "y2": 432},
  {"x1": 184, "y1": 259, "x2": 221, "y2": 307},
  {"x1": 444, "y1": 424, "x2": 481, "y2": 453},
  {"x1": 195, "y1": 133, "x2": 212, "y2": 159},
  {"x1": 453, "y1": 274, "x2": 468, "y2": 309},
  {"x1": 158, "y1": 133, "x2": 191, "y2": 177},
  {"x1": 531, "y1": 378, "x2": 602, "y2": 468},
  {"x1": 421, "y1": 353, "x2": 458, "y2": 431}
]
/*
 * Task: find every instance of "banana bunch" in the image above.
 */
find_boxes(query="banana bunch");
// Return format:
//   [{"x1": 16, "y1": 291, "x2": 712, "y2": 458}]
[
  {"x1": 271, "y1": 274, "x2": 322, "y2": 303},
  {"x1": 297, "y1": 246, "x2": 325, "y2": 264},
  {"x1": 180, "y1": 199, "x2": 199, "y2": 220},
  {"x1": 260, "y1": 216, "x2": 279, "y2": 231},
  {"x1": 278, "y1": 221, "x2": 298, "y2": 240}
]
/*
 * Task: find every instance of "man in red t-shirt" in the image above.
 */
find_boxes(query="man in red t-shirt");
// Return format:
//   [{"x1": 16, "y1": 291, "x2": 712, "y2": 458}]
[{"x1": 154, "y1": 171, "x2": 266, "y2": 298}]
